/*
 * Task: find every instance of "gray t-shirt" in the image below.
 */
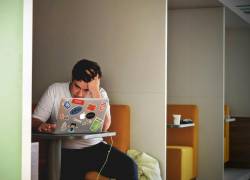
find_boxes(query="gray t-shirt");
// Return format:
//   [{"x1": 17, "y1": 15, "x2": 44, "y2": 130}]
[{"x1": 32, "y1": 82, "x2": 110, "y2": 149}]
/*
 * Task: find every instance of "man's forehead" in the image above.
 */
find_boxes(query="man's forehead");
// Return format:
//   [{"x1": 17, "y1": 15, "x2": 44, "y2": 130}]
[{"x1": 73, "y1": 80, "x2": 88, "y2": 87}]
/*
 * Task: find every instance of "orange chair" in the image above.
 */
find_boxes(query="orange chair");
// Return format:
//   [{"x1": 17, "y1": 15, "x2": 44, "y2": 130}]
[
  {"x1": 167, "y1": 105, "x2": 199, "y2": 180},
  {"x1": 104, "y1": 104, "x2": 130, "y2": 153}
]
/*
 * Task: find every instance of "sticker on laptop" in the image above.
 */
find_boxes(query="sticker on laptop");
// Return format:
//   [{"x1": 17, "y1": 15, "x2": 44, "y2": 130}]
[
  {"x1": 89, "y1": 118, "x2": 102, "y2": 132},
  {"x1": 87, "y1": 104, "x2": 97, "y2": 111},
  {"x1": 71, "y1": 99, "x2": 85, "y2": 105},
  {"x1": 68, "y1": 123, "x2": 78, "y2": 133},
  {"x1": 70, "y1": 106, "x2": 83, "y2": 115},
  {"x1": 99, "y1": 102, "x2": 106, "y2": 112},
  {"x1": 79, "y1": 113, "x2": 86, "y2": 120},
  {"x1": 64, "y1": 101, "x2": 71, "y2": 109},
  {"x1": 86, "y1": 112, "x2": 95, "y2": 119}
]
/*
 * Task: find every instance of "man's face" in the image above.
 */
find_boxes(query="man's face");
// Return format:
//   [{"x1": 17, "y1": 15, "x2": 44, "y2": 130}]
[{"x1": 70, "y1": 80, "x2": 89, "y2": 98}]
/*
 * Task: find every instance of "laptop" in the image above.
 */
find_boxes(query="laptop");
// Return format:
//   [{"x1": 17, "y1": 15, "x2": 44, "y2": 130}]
[{"x1": 54, "y1": 98, "x2": 108, "y2": 134}]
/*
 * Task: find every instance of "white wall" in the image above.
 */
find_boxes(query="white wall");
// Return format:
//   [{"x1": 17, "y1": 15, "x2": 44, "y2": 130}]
[
  {"x1": 32, "y1": 0, "x2": 166, "y2": 177},
  {"x1": 225, "y1": 28, "x2": 250, "y2": 117},
  {"x1": 168, "y1": 8, "x2": 224, "y2": 180}
]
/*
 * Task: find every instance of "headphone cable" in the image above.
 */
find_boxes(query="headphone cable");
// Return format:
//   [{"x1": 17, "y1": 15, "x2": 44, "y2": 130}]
[{"x1": 96, "y1": 136, "x2": 113, "y2": 180}]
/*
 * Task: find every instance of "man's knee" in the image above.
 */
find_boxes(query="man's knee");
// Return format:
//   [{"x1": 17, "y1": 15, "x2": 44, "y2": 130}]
[
  {"x1": 84, "y1": 171, "x2": 110, "y2": 180},
  {"x1": 123, "y1": 156, "x2": 138, "y2": 177}
]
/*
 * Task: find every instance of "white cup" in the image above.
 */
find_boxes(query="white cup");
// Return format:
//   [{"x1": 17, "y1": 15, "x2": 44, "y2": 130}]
[{"x1": 173, "y1": 114, "x2": 181, "y2": 125}]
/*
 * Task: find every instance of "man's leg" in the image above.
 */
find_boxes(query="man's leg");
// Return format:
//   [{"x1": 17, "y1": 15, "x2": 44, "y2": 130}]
[
  {"x1": 84, "y1": 171, "x2": 110, "y2": 180},
  {"x1": 60, "y1": 149, "x2": 83, "y2": 180},
  {"x1": 96, "y1": 143, "x2": 138, "y2": 180},
  {"x1": 61, "y1": 143, "x2": 138, "y2": 180}
]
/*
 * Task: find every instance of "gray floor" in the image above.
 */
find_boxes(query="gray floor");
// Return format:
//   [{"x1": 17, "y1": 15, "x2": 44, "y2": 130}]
[{"x1": 224, "y1": 168, "x2": 250, "y2": 180}]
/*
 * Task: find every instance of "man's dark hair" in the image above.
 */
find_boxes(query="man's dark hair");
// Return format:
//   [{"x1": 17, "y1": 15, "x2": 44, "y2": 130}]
[{"x1": 72, "y1": 59, "x2": 102, "y2": 82}]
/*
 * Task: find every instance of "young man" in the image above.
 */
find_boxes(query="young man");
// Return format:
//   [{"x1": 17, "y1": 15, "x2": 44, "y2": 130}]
[{"x1": 32, "y1": 59, "x2": 138, "y2": 180}]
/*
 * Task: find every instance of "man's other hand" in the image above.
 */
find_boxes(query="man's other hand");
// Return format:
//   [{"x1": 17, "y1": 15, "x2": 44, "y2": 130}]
[{"x1": 38, "y1": 123, "x2": 56, "y2": 133}]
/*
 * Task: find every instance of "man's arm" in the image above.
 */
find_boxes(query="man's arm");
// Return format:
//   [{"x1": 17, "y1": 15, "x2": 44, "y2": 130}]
[
  {"x1": 32, "y1": 117, "x2": 56, "y2": 133},
  {"x1": 103, "y1": 112, "x2": 111, "y2": 131},
  {"x1": 88, "y1": 76, "x2": 111, "y2": 131},
  {"x1": 32, "y1": 117, "x2": 44, "y2": 131},
  {"x1": 32, "y1": 84, "x2": 57, "y2": 133}
]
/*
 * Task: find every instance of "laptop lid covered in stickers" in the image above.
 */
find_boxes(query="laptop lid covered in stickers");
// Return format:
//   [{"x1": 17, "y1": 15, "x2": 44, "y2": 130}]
[{"x1": 54, "y1": 98, "x2": 108, "y2": 134}]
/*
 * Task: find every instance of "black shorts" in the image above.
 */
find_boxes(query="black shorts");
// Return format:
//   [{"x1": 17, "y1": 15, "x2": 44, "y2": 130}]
[{"x1": 60, "y1": 142, "x2": 138, "y2": 180}]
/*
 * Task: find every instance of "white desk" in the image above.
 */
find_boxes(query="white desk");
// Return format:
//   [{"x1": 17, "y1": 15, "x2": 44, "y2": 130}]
[
  {"x1": 225, "y1": 118, "x2": 236, "y2": 123},
  {"x1": 167, "y1": 123, "x2": 195, "y2": 128}
]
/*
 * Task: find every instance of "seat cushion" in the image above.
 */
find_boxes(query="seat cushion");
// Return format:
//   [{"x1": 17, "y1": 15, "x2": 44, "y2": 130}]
[{"x1": 167, "y1": 146, "x2": 193, "y2": 180}]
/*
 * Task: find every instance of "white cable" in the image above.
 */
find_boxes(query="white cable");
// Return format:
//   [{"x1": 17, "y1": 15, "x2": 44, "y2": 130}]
[{"x1": 96, "y1": 136, "x2": 113, "y2": 180}]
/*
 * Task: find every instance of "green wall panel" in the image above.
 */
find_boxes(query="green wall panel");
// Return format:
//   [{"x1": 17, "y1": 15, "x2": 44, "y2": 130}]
[{"x1": 0, "y1": 0, "x2": 23, "y2": 179}]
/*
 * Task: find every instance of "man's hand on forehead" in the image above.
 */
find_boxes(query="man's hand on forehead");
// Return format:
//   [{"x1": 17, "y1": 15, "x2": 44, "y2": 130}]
[
  {"x1": 88, "y1": 76, "x2": 101, "y2": 98},
  {"x1": 85, "y1": 69, "x2": 98, "y2": 79}
]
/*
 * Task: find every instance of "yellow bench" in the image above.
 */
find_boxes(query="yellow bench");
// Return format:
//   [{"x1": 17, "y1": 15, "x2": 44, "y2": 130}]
[{"x1": 167, "y1": 146, "x2": 193, "y2": 180}]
